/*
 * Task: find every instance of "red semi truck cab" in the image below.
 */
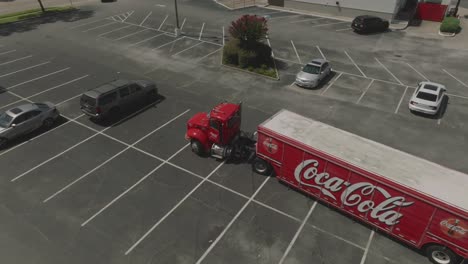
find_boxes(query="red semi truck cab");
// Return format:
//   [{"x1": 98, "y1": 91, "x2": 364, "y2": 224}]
[{"x1": 186, "y1": 102, "x2": 468, "y2": 264}]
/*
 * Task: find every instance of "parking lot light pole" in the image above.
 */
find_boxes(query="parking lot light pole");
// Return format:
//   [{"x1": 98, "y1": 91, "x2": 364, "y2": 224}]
[{"x1": 174, "y1": 0, "x2": 180, "y2": 36}]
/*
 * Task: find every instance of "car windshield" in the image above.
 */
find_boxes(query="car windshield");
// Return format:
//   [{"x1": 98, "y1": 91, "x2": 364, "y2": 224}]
[
  {"x1": 302, "y1": 64, "x2": 321, "y2": 74},
  {"x1": 416, "y1": 92, "x2": 437, "y2": 101},
  {"x1": 0, "y1": 112, "x2": 13, "y2": 128}
]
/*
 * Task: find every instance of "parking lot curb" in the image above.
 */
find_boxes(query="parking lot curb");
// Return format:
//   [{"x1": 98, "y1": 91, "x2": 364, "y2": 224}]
[{"x1": 221, "y1": 63, "x2": 280, "y2": 81}]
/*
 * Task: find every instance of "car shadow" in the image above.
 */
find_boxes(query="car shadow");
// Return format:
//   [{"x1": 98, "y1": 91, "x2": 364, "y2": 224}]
[
  {"x1": 353, "y1": 28, "x2": 393, "y2": 35},
  {"x1": 89, "y1": 94, "x2": 166, "y2": 127},
  {"x1": 0, "y1": 8, "x2": 94, "y2": 37},
  {"x1": 0, "y1": 115, "x2": 69, "y2": 150},
  {"x1": 293, "y1": 71, "x2": 337, "y2": 91},
  {"x1": 410, "y1": 95, "x2": 449, "y2": 120}
]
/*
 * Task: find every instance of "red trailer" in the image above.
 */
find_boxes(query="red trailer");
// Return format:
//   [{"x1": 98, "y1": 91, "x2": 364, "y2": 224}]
[{"x1": 185, "y1": 103, "x2": 467, "y2": 264}]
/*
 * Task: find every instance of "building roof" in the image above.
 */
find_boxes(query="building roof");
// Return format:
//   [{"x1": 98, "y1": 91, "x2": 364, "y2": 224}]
[{"x1": 259, "y1": 109, "x2": 468, "y2": 212}]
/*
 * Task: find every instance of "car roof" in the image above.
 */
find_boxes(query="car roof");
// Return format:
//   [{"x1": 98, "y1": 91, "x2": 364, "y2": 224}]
[
  {"x1": 418, "y1": 81, "x2": 444, "y2": 94},
  {"x1": 86, "y1": 79, "x2": 132, "y2": 96},
  {"x1": 5, "y1": 103, "x2": 38, "y2": 117},
  {"x1": 307, "y1": 58, "x2": 326, "y2": 66}
]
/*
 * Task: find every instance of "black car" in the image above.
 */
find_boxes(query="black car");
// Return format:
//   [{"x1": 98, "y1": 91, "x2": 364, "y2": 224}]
[{"x1": 351, "y1": 15, "x2": 389, "y2": 34}]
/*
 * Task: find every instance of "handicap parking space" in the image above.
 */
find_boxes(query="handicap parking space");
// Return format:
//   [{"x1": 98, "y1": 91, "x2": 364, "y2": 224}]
[
  {"x1": 200, "y1": 201, "x2": 298, "y2": 264},
  {"x1": 358, "y1": 80, "x2": 406, "y2": 114},
  {"x1": 322, "y1": 73, "x2": 372, "y2": 103}
]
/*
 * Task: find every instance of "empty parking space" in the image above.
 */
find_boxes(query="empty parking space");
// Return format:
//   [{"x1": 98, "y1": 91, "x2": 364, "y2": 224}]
[
  {"x1": 322, "y1": 74, "x2": 372, "y2": 102},
  {"x1": 200, "y1": 26, "x2": 223, "y2": 45},
  {"x1": 155, "y1": 37, "x2": 200, "y2": 55},
  {"x1": 200, "y1": 202, "x2": 299, "y2": 264},
  {"x1": 269, "y1": 38, "x2": 301, "y2": 63},
  {"x1": 180, "y1": 19, "x2": 204, "y2": 39},
  {"x1": 45, "y1": 148, "x2": 159, "y2": 222},
  {"x1": 366, "y1": 233, "x2": 427, "y2": 264},
  {"x1": 84, "y1": 163, "x2": 202, "y2": 254},
  {"x1": 208, "y1": 162, "x2": 265, "y2": 197},
  {"x1": 374, "y1": 59, "x2": 423, "y2": 87},
  {"x1": 344, "y1": 51, "x2": 397, "y2": 82},
  {"x1": 172, "y1": 41, "x2": 221, "y2": 62},
  {"x1": 319, "y1": 48, "x2": 362, "y2": 76},
  {"x1": 358, "y1": 81, "x2": 406, "y2": 113},
  {"x1": 137, "y1": 34, "x2": 175, "y2": 49},
  {"x1": 441, "y1": 96, "x2": 468, "y2": 129},
  {"x1": 414, "y1": 65, "x2": 468, "y2": 98},
  {"x1": 98, "y1": 24, "x2": 141, "y2": 40},
  {"x1": 0, "y1": 63, "x2": 70, "y2": 91}
]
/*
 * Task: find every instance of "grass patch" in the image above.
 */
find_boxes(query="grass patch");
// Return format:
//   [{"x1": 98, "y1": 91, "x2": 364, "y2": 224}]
[
  {"x1": 0, "y1": 6, "x2": 76, "y2": 25},
  {"x1": 440, "y1": 17, "x2": 461, "y2": 33}
]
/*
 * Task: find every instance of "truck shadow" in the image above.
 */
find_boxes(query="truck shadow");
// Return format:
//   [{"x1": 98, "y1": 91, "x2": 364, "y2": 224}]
[
  {"x1": 0, "y1": 9, "x2": 94, "y2": 37},
  {"x1": 89, "y1": 94, "x2": 166, "y2": 127}
]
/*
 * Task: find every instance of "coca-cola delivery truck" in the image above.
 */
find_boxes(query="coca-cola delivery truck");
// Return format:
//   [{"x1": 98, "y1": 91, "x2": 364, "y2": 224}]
[{"x1": 185, "y1": 102, "x2": 467, "y2": 264}]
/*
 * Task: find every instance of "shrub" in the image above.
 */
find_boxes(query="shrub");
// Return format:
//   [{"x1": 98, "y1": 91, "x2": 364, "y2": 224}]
[
  {"x1": 253, "y1": 42, "x2": 272, "y2": 63},
  {"x1": 229, "y1": 14, "x2": 268, "y2": 47},
  {"x1": 238, "y1": 49, "x2": 258, "y2": 68},
  {"x1": 223, "y1": 39, "x2": 240, "y2": 65},
  {"x1": 440, "y1": 17, "x2": 460, "y2": 33}
]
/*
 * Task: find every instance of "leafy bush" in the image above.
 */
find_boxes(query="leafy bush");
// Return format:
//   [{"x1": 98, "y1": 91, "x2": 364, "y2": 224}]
[
  {"x1": 229, "y1": 14, "x2": 268, "y2": 48},
  {"x1": 440, "y1": 17, "x2": 460, "y2": 33},
  {"x1": 223, "y1": 39, "x2": 240, "y2": 65},
  {"x1": 238, "y1": 49, "x2": 257, "y2": 68}
]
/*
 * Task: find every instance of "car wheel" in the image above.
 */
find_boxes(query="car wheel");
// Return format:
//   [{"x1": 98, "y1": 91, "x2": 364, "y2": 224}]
[
  {"x1": 190, "y1": 140, "x2": 204, "y2": 156},
  {"x1": 0, "y1": 137, "x2": 8, "y2": 148},
  {"x1": 42, "y1": 118, "x2": 55, "y2": 129},
  {"x1": 426, "y1": 245, "x2": 460, "y2": 264}
]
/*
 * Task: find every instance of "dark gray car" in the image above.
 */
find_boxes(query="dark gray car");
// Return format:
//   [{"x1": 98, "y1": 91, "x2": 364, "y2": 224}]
[
  {"x1": 80, "y1": 79, "x2": 158, "y2": 120},
  {"x1": 0, "y1": 102, "x2": 60, "y2": 147}
]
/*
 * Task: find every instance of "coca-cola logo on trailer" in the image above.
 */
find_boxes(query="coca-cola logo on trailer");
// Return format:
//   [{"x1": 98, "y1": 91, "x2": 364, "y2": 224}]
[
  {"x1": 294, "y1": 159, "x2": 414, "y2": 226},
  {"x1": 440, "y1": 219, "x2": 467, "y2": 239},
  {"x1": 262, "y1": 137, "x2": 278, "y2": 154}
]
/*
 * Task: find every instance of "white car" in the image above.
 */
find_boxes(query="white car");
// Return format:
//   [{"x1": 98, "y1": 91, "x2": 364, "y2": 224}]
[
  {"x1": 295, "y1": 59, "x2": 332, "y2": 88},
  {"x1": 409, "y1": 81, "x2": 446, "y2": 115}
]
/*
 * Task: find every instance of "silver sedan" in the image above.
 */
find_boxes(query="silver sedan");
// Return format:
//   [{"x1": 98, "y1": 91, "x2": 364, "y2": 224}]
[
  {"x1": 0, "y1": 102, "x2": 60, "y2": 147},
  {"x1": 295, "y1": 59, "x2": 332, "y2": 88}
]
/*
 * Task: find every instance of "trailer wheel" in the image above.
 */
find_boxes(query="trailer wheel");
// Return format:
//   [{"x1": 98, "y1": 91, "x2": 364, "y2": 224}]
[
  {"x1": 426, "y1": 245, "x2": 460, "y2": 264},
  {"x1": 190, "y1": 140, "x2": 204, "y2": 156},
  {"x1": 252, "y1": 157, "x2": 272, "y2": 176}
]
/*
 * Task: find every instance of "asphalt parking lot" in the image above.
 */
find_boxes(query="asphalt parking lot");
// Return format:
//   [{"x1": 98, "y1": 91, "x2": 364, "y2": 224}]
[{"x1": 1, "y1": 1, "x2": 468, "y2": 264}]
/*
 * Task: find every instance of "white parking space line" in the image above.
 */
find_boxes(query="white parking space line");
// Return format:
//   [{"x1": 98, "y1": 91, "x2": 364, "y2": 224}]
[
  {"x1": 196, "y1": 47, "x2": 222, "y2": 62},
  {"x1": 114, "y1": 15, "x2": 123, "y2": 22},
  {"x1": 0, "y1": 61, "x2": 50, "y2": 78},
  {"x1": 158, "y1": 15, "x2": 169, "y2": 30},
  {"x1": 266, "y1": 37, "x2": 274, "y2": 57},
  {"x1": 151, "y1": 37, "x2": 184, "y2": 51},
  {"x1": 70, "y1": 19, "x2": 105, "y2": 29},
  {"x1": 336, "y1": 27, "x2": 352, "y2": 31},
  {"x1": 321, "y1": 72, "x2": 343, "y2": 95},
  {"x1": 43, "y1": 109, "x2": 190, "y2": 203},
  {"x1": 360, "y1": 231, "x2": 375, "y2": 264},
  {"x1": 290, "y1": 17, "x2": 325, "y2": 24},
  {"x1": 7, "y1": 68, "x2": 70, "y2": 90},
  {"x1": 98, "y1": 25, "x2": 132, "y2": 37},
  {"x1": 140, "y1": 11, "x2": 152, "y2": 26},
  {"x1": 356, "y1": 79, "x2": 375, "y2": 104},
  {"x1": 125, "y1": 160, "x2": 227, "y2": 255},
  {"x1": 443, "y1": 69, "x2": 468, "y2": 87},
  {"x1": 82, "y1": 21, "x2": 118, "y2": 32},
  {"x1": 82, "y1": 143, "x2": 191, "y2": 228},
  {"x1": 290, "y1": 40, "x2": 302, "y2": 64},
  {"x1": 278, "y1": 201, "x2": 317, "y2": 264},
  {"x1": 316, "y1": 46, "x2": 326, "y2": 60},
  {"x1": 0, "y1": 55, "x2": 33, "y2": 66},
  {"x1": 173, "y1": 42, "x2": 203, "y2": 56},
  {"x1": 395, "y1": 86, "x2": 409, "y2": 114},
  {"x1": 447, "y1": 93, "x2": 468, "y2": 100},
  {"x1": 127, "y1": 33, "x2": 166, "y2": 47},
  {"x1": 113, "y1": 28, "x2": 148, "y2": 41},
  {"x1": 344, "y1": 51, "x2": 367, "y2": 78},
  {"x1": 194, "y1": 177, "x2": 271, "y2": 263},
  {"x1": 199, "y1": 22, "x2": 205, "y2": 40},
  {"x1": 406, "y1": 63, "x2": 429, "y2": 81},
  {"x1": 180, "y1": 18, "x2": 186, "y2": 31},
  {"x1": 122, "y1": 10, "x2": 134, "y2": 22},
  {"x1": 0, "y1": 75, "x2": 89, "y2": 110},
  {"x1": 0, "y1": 49, "x2": 16, "y2": 56},
  {"x1": 375, "y1": 58, "x2": 404, "y2": 85},
  {"x1": 310, "y1": 21, "x2": 349, "y2": 27}
]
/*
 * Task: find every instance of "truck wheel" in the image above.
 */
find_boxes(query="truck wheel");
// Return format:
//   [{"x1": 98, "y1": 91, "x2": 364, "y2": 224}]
[
  {"x1": 190, "y1": 140, "x2": 204, "y2": 156},
  {"x1": 252, "y1": 157, "x2": 272, "y2": 176},
  {"x1": 426, "y1": 245, "x2": 460, "y2": 264}
]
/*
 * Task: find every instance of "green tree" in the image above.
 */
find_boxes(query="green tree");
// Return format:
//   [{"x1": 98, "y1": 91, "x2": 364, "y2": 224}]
[{"x1": 228, "y1": 14, "x2": 268, "y2": 47}]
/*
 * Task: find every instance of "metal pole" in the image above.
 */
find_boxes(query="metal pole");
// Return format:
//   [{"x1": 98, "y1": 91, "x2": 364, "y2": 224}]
[
  {"x1": 174, "y1": 0, "x2": 180, "y2": 36},
  {"x1": 454, "y1": 0, "x2": 461, "y2": 16}
]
